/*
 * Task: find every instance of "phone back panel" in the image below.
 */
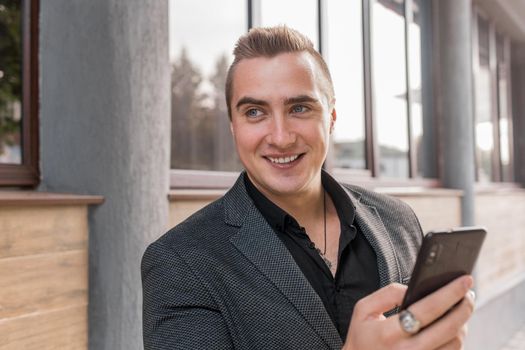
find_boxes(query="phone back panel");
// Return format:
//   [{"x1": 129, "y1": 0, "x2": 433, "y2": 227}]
[{"x1": 401, "y1": 227, "x2": 487, "y2": 309}]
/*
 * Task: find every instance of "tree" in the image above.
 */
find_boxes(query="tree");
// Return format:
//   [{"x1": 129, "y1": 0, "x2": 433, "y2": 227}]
[{"x1": 0, "y1": 1, "x2": 22, "y2": 156}]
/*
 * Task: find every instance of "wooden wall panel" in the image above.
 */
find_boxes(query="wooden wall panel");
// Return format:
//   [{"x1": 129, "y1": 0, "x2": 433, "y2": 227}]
[
  {"x1": 0, "y1": 204, "x2": 90, "y2": 350},
  {"x1": 0, "y1": 250, "x2": 87, "y2": 319},
  {"x1": 0, "y1": 206, "x2": 87, "y2": 259},
  {"x1": 394, "y1": 195, "x2": 462, "y2": 233},
  {"x1": 475, "y1": 191, "x2": 525, "y2": 297},
  {"x1": 0, "y1": 305, "x2": 87, "y2": 349}
]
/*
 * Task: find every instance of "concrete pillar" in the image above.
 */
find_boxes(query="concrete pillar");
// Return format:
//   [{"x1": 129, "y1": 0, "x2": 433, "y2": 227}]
[
  {"x1": 39, "y1": 1, "x2": 170, "y2": 349},
  {"x1": 512, "y1": 43, "x2": 525, "y2": 186},
  {"x1": 436, "y1": 0, "x2": 476, "y2": 226}
]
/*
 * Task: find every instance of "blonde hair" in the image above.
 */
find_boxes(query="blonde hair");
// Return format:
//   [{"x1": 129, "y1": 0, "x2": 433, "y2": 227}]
[{"x1": 225, "y1": 26, "x2": 335, "y2": 119}]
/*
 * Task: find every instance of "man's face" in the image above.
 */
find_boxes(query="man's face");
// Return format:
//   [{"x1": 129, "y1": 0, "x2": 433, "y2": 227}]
[{"x1": 230, "y1": 51, "x2": 336, "y2": 199}]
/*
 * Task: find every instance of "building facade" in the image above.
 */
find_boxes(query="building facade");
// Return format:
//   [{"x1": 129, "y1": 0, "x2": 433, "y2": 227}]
[{"x1": 0, "y1": 0, "x2": 524, "y2": 349}]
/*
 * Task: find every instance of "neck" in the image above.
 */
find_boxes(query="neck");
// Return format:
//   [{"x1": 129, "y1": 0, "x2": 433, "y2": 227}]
[{"x1": 250, "y1": 174, "x2": 325, "y2": 225}]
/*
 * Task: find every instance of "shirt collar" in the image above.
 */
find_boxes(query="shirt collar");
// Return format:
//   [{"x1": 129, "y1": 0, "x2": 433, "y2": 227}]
[
  {"x1": 244, "y1": 174, "x2": 291, "y2": 233},
  {"x1": 244, "y1": 170, "x2": 356, "y2": 234},
  {"x1": 321, "y1": 170, "x2": 356, "y2": 229}
]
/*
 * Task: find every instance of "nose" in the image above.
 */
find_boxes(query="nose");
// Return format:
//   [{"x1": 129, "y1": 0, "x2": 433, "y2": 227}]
[{"x1": 266, "y1": 114, "x2": 296, "y2": 149}]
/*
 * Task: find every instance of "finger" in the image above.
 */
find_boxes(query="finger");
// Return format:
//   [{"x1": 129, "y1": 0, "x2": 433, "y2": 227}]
[
  {"x1": 435, "y1": 337, "x2": 462, "y2": 350},
  {"x1": 408, "y1": 275, "x2": 473, "y2": 328},
  {"x1": 413, "y1": 294, "x2": 474, "y2": 349},
  {"x1": 354, "y1": 283, "x2": 407, "y2": 319},
  {"x1": 435, "y1": 324, "x2": 468, "y2": 350}
]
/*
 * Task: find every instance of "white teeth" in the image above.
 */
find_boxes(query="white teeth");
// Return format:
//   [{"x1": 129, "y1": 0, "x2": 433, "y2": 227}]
[{"x1": 268, "y1": 155, "x2": 299, "y2": 164}]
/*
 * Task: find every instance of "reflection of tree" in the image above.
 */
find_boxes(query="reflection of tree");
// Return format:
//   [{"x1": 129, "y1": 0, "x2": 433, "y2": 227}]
[
  {"x1": 170, "y1": 48, "x2": 208, "y2": 169},
  {"x1": 209, "y1": 54, "x2": 240, "y2": 171},
  {"x1": 170, "y1": 49, "x2": 242, "y2": 171},
  {"x1": 0, "y1": 1, "x2": 22, "y2": 157}
]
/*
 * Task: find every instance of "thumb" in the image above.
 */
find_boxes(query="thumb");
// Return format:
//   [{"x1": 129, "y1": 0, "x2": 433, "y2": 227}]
[{"x1": 354, "y1": 283, "x2": 407, "y2": 319}]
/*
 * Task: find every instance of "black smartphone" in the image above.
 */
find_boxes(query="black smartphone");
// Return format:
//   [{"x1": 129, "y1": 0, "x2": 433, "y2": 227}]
[{"x1": 400, "y1": 226, "x2": 487, "y2": 310}]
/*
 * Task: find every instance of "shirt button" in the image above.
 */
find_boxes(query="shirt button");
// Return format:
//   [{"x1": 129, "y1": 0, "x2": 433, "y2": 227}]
[{"x1": 308, "y1": 242, "x2": 316, "y2": 249}]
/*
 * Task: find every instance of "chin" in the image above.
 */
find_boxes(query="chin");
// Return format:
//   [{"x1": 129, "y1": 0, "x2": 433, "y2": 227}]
[{"x1": 262, "y1": 178, "x2": 308, "y2": 196}]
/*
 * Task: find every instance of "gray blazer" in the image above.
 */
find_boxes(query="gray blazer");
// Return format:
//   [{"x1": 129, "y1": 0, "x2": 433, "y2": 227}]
[{"x1": 142, "y1": 172, "x2": 423, "y2": 350}]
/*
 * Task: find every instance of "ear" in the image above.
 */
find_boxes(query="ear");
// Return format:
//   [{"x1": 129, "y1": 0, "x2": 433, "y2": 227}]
[
  {"x1": 230, "y1": 122, "x2": 235, "y2": 136},
  {"x1": 329, "y1": 107, "x2": 337, "y2": 134}
]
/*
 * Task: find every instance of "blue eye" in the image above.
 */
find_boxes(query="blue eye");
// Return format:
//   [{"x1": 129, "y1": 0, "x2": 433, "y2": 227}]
[
  {"x1": 291, "y1": 105, "x2": 307, "y2": 113},
  {"x1": 246, "y1": 108, "x2": 262, "y2": 118}
]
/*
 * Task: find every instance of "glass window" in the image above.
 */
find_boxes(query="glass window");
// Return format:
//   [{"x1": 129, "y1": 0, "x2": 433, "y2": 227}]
[
  {"x1": 0, "y1": 1, "x2": 22, "y2": 164},
  {"x1": 474, "y1": 16, "x2": 494, "y2": 182},
  {"x1": 0, "y1": 0, "x2": 39, "y2": 187},
  {"x1": 259, "y1": 0, "x2": 318, "y2": 49},
  {"x1": 168, "y1": 0, "x2": 439, "y2": 184},
  {"x1": 169, "y1": 0, "x2": 246, "y2": 171},
  {"x1": 325, "y1": 0, "x2": 366, "y2": 170},
  {"x1": 372, "y1": 0, "x2": 409, "y2": 178}
]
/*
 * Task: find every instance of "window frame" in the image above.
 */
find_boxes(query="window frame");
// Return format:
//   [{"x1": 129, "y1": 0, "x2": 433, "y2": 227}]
[
  {"x1": 0, "y1": 0, "x2": 40, "y2": 187},
  {"x1": 496, "y1": 33, "x2": 514, "y2": 182}
]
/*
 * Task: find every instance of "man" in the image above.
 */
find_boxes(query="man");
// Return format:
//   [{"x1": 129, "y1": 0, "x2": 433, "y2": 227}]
[{"x1": 142, "y1": 26, "x2": 474, "y2": 349}]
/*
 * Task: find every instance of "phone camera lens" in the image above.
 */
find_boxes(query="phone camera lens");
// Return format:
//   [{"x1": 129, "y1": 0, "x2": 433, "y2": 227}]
[{"x1": 425, "y1": 244, "x2": 439, "y2": 265}]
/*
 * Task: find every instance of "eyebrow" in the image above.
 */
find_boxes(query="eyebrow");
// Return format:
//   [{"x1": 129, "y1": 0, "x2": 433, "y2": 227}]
[
  {"x1": 235, "y1": 94, "x2": 319, "y2": 111},
  {"x1": 283, "y1": 95, "x2": 319, "y2": 106},
  {"x1": 235, "y1": 97, "x2": 269, "y2": 111}
]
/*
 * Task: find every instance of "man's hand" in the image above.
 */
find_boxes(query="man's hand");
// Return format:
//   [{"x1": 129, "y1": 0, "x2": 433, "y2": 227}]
[{"x1": 343, "y1": 275, "x2": 475, "y2": 350}]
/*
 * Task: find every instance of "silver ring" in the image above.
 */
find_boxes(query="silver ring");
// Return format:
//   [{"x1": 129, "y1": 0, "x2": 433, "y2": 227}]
[{"x1": 399, "y1": 309, "x2": 421, "y2": 335}]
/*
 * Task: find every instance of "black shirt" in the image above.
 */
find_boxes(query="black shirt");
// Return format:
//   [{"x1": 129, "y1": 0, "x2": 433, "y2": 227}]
[{"x1": 244, "y1": 172, "x2": 380, "y2": 340}]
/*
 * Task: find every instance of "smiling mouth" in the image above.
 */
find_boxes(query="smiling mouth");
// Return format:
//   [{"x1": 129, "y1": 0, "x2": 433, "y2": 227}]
[{"x1": 266, "y1": 154, "x2": 304, "y2": 164}]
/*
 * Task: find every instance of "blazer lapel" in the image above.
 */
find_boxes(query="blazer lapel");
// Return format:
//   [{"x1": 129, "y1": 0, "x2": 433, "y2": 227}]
[
  {"x1": 344, "y1": 187, "x2": 402, "y2": 287},
  {"x1": 224, "y1": 174, "x2": 343, "y2": 350}
]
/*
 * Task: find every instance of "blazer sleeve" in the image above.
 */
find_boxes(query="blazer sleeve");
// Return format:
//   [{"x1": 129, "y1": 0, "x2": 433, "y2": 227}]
[{"x1": 141, "y1": 241, "x2": 234, "y2": 350}]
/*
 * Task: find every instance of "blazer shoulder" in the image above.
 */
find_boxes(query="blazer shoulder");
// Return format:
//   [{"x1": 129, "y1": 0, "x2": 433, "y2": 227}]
[
  {"x1": 342, "y1": 183, "x2": 423, "y2": 282},
  {"x1": 342, "y1": 183, "x2": 412, "y2": 211},
  {"x1": 151, "y1": 196, "x2": 229, "y2": 250},
  {"x1": 342, "y1": 183, "x2": 424, "y2": 238}
]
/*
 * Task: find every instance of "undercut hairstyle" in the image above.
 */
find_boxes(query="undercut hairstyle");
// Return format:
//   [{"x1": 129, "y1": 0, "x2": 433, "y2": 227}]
[{"x1": 225, "y1": 26, "x2": 335, "y2": 120}]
